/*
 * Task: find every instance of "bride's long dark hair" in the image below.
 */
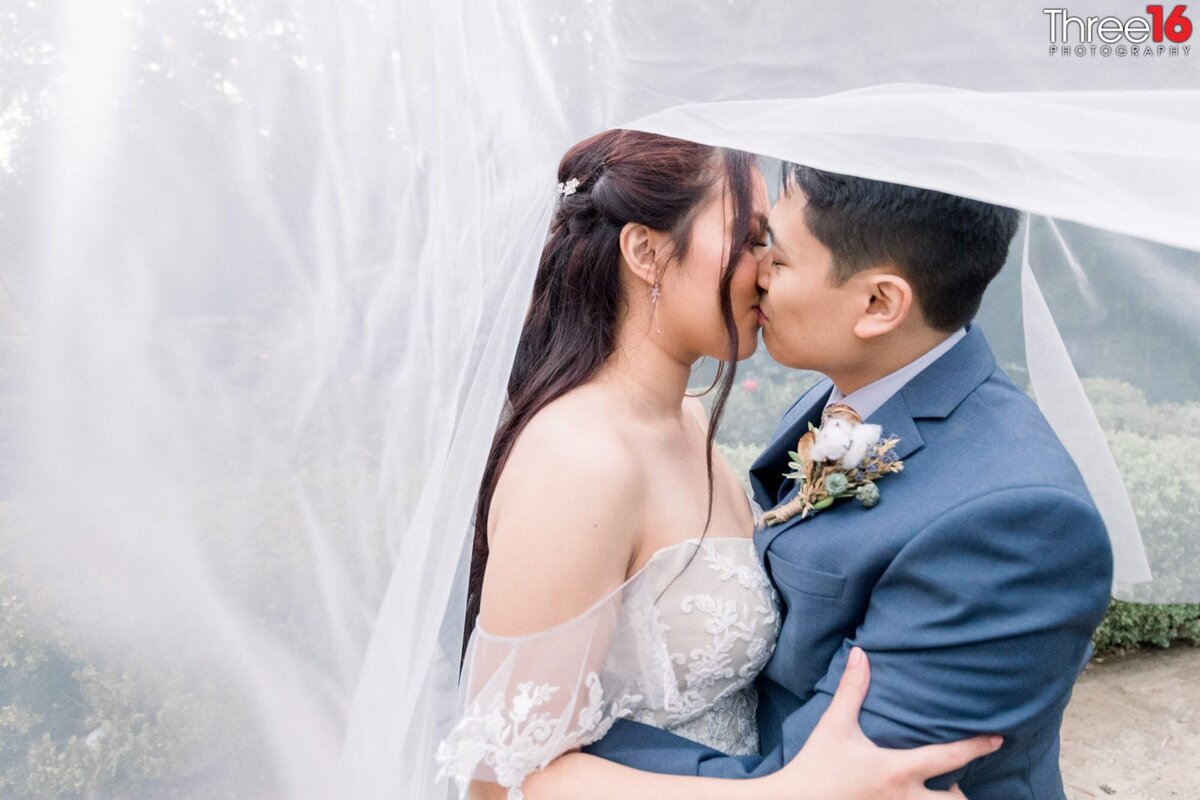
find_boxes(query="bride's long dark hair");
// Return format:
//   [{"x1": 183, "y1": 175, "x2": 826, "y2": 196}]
[{"x1": 464, "y1": 130, "x2": 756, "y2": 652}]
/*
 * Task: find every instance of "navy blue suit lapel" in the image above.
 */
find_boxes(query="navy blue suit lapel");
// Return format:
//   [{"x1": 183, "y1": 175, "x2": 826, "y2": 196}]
[
  {"x1": 749, "y1": 380, "x2": 832, "y2": 508},
  {"x1": 863, "y1": 323, "x2": 997, "y2": 462},
  {"x1": 754, "y1": 389, "x2": 929, "y2": 558},
  {"x1": 754, "y1": 323, "x2": 998, "y2": 559},
  {"x1": 864, "y1": 392, "x2": 925, "y2": 463},
  {"x1": 895, "y1": 322, "x2": 997, "y2": 420}
]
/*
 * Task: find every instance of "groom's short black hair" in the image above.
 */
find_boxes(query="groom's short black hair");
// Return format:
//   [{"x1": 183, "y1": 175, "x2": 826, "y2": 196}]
[{"x1": 781, "y1": 164, "x2": 1020, "y2": 332}]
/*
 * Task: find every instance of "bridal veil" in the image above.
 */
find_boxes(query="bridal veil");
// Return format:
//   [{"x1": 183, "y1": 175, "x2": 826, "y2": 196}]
[{"x1": 2, "y1": 1, "x2": 1197, "y2": 797}]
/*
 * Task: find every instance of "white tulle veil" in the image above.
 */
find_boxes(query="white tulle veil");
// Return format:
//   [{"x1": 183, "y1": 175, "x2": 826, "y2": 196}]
[{"x1": 2, "y1": 1, "x2": 1197, "y2": 797}]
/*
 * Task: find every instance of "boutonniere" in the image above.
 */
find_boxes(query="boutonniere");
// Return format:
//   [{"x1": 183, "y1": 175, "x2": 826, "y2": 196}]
[{"x1": 763, "y1": 403, "x2": 904, "y2": 526}]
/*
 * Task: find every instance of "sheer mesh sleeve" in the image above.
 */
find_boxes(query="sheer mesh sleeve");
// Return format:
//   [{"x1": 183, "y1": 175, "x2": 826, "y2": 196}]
[{"x1": 435, "y1": 571, "x2": 673, "y2": 800}]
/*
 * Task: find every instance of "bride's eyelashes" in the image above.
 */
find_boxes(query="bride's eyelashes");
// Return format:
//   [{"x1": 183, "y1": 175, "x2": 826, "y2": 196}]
[
  {"x1": 749, "y1": 231, "x2": 770, "y2": 257},
  {"x1": 746, "y1": 232, "x2": 768, "y2": 250}
]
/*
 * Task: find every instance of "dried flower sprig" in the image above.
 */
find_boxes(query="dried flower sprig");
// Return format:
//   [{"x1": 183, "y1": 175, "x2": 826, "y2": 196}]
[{"x1": 764, "y1": 404, "x2": 904, "y2": 526}]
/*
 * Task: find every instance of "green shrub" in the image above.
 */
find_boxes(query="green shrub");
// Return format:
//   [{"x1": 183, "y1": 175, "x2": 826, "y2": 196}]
[
  {"x1": 1082, "y1": 378, "x2": 1200, "y2": 602},
  {"x1": 0, "y1": 513, "x2": 270, "y2": 799},
  {"x1": 1093, "y1": 600, "x2": 1200, "y2": 655},
  {"x1": 699, "y1": 353, "x2": 821, "y2": 451}
]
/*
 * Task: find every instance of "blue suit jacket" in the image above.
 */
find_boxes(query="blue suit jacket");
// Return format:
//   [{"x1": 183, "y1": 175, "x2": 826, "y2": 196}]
[{"x1": 586, "y1": 323, "x2": 1114, "y2": 799}]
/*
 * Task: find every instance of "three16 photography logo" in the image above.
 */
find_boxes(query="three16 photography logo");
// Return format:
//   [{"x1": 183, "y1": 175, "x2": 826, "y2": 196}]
[{"x1": 1044, "y1": 5, "x2": 1193, "y2": 56}]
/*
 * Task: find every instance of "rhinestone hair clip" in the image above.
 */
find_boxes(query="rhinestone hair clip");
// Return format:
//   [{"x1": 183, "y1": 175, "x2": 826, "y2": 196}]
[{"x1": 556, "y1": 177, "x2": 581, "y2": 197}]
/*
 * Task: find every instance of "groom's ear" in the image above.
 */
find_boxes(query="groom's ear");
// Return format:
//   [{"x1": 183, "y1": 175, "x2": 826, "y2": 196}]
[
  {"x1": 853, "y1": 268, "x2": 917, "y2": 339},
  {"x1": 619, "y1": 222, "x2": 669, "y2": 288}
]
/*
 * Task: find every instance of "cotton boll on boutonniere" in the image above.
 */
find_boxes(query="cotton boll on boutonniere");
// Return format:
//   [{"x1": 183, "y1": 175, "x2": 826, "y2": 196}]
[{"x1": 764, "y1": 403, "x2": 904, "y2": 526}]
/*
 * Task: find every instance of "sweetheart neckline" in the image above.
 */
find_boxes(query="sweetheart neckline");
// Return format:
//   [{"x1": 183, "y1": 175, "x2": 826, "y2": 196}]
[{"x1": 472, "y1": 535, "x2": 760, "y2": 643}]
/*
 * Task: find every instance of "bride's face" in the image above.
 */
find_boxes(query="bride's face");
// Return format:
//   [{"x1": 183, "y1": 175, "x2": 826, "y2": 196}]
[{"x1": 659, "y1": 168, "x2": 770, "y2": 363}]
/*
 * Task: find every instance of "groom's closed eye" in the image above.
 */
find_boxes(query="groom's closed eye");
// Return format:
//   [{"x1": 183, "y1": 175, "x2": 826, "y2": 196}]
[{"x1": 765, "y1": 226, "x2": 794, "y2": 267}]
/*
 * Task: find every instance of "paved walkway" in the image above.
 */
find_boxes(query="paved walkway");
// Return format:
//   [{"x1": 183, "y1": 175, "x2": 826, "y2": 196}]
[{"x1": 1061, "y1": 647, "x2": 1200, "y2": 799}]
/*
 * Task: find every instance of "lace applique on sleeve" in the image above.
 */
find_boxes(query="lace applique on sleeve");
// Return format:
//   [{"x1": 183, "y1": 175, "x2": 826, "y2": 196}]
[
  {"x1": 435, "y1": 575, "x2": 664, "y2": 799},
  {"x1": 435, "y1": 538, "x2": 779, "y2": 796}
]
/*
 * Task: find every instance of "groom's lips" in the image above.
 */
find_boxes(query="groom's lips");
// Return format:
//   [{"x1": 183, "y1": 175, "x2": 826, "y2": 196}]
[{"x1": 755, "y1": 305, "x2": 769, "y2": 324}]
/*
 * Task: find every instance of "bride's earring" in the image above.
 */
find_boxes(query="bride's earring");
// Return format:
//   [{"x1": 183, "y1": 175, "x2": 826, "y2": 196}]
[{"x1": 650, "y1": 281, "x2": 662, "y2": 335}]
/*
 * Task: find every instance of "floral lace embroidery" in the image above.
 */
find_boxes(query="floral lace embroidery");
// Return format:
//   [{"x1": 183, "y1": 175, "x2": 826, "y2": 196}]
[
  {"x1": 703, "y1": 544, "x2": 772, "y2": 591},
  {"x1": 436, "y1": 672, "x2": 641, "y2": 800},
  {"x1": 669, "y1": 684, "x2": 762, "y2": 756},
  {"x1": 656, "y1": 541, "x2": 779, "y2": 740},
  {"x1": 438, "y1": 539, "x2": 781, "y2": 796}
]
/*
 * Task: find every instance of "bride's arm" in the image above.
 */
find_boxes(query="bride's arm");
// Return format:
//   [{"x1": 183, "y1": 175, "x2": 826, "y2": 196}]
[
  {"x1": 522, "y1": 753, "x2": 771, "y2": 800},
  {"x1": 520, "y1": 648, "x2": 1002, "y2": 800},
  {"x1": 454, "y1": 417, "x2": 644, "y2": 796}
]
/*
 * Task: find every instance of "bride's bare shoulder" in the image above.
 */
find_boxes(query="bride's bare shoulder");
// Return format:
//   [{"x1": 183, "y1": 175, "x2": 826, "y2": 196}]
[
  {"x1": 481, "y1": 388, "x2": 643, "y2": 636},
  {"x1": 501, "y1": 386, "x2": 638, "y2": 481}
]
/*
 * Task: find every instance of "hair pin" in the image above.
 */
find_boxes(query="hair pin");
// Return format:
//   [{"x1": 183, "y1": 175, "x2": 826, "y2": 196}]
[{"x1": 556, "y1": 177, "x2": 580, "y2": 197}]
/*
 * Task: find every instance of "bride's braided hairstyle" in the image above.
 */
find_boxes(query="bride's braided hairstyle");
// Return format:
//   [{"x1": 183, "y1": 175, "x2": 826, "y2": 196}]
[{"x1": 464, "y1": 130, "x2": 757, "y2": 654}]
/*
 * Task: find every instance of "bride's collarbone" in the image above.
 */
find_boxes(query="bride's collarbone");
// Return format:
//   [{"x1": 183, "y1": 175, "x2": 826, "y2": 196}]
[
  {"x1": 509, "y1": 390, "x2": 751, "y2": 561},
  {"x1": 628, "y1": 472, "x2": 755, "y2": 576},
  {"x1": 639, "y1": 442, "x2": 750, "y2": 524}
]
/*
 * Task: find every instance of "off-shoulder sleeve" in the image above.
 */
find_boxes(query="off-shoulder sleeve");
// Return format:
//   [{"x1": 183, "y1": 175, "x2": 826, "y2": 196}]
[{"x1": 435, "y1": 570, "x2": 673, "y2": 800}]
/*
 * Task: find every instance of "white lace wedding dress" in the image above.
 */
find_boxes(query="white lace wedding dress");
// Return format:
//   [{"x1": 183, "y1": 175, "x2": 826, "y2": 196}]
[{"x1": 436, "y1": 529, "x2": 781, "y2": 799}]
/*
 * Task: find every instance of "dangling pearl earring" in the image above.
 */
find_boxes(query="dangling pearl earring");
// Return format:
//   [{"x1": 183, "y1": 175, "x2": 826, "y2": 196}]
[{"x1": 650, "y1": 281, "x2": 662, "y2": 335}]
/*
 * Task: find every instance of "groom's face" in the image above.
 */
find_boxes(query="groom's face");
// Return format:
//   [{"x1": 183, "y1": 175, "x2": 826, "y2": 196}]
[{"x1": 757, "y1": 190, "x2": 862, "y2": 372}]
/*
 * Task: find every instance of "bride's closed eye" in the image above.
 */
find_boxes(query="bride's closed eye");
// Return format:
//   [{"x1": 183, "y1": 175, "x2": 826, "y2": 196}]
[{"x1": 750, "y1": 232, "x2": 771, "y2": 258}]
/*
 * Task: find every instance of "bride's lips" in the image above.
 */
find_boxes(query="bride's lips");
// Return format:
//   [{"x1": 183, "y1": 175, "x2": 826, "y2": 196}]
[{"x1": 755, "y1": 305, "x2": 769, "y2": 325}]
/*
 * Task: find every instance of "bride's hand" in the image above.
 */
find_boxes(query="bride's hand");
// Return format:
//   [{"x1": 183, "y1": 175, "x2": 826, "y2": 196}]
[{"x1": 761, "y1": 647, "x2": 1003, "y2": 800}]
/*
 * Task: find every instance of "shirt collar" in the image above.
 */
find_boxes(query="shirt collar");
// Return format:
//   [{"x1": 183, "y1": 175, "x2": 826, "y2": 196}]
[{"x1": 825, "y1": 328, "x2": 967, "y2": 420}]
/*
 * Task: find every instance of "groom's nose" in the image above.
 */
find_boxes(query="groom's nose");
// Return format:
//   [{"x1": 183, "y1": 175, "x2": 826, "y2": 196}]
[{"x1": 756, "y1": 258, "x2": 771, "y2": 292}]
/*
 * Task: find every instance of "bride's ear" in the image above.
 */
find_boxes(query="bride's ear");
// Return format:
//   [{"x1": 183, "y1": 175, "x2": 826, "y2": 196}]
[
  {"x1": 853, "y1": 269, "x2": 915, "y2": 339},
  {"x1": 619, "y1": 221, "x2": 668, "y2": 290}
]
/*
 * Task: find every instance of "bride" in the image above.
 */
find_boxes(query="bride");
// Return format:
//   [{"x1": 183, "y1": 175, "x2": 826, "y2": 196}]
[{"x1": 437, "y1": 130, "x2": 1000, "y2": 799}]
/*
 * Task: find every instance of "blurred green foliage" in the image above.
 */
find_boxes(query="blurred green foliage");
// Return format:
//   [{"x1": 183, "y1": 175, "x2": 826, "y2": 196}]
[
  {"x1": 1083, "y1": 378, "x2": 1200, "y2": 603},
  {"x1": 0, "y1": 508, "x2": 270, "y2": 799}
]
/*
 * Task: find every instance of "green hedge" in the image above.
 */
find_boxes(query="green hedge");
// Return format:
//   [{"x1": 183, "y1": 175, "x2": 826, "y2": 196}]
[
  {"x1": 1092, "y1": 600, "x2": 1200, "y2": 655},
  {"x1": 0, "y1": 512, "x2": 269, "y2": 798}
]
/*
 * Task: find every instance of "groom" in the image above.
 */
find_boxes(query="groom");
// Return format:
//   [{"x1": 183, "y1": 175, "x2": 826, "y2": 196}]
[{"x1": 585, "y1": 165, "x2": 1114, "y2": 798}]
